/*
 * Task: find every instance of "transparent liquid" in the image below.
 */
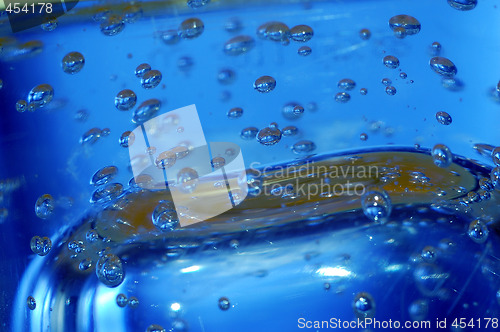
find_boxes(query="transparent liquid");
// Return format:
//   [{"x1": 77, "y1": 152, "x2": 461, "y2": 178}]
[{"x1": 0, "y1": 0, "x2": 499, "y2": 331}]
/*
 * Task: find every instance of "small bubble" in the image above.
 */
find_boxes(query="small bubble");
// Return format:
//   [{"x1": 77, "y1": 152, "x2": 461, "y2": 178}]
[
  {"x1": 360, "y1": 133, "x2": 368, "y2": 141},
  {"x1": 292, "y1": 140, "x2": 316, "y2": 154},
  {"x1": 240, "y1": 127, "x2": 259, "y2": 140},
  {"x1": 361, "y1": 189, "x2": 392, "y2": 223},
  {"x1": 393, "y1": 27, "x2": 407, "y2": 39},
  {"x1": 381, "y1": 78, "x2": 392, "y2": 86},
  {"x1": 217, "y1": 68, "x2": 236, "y2": 85},
  {"x1": 359, "y1": 28, "x2": 371, "y2": 40},
  {"x1": 116, "y1": 293, "x2": 128, "y2": 307},
  {"x1": 96, "y1": 253, "x2": 125, "y2": 287},
  {"x1": 389, "y1": 14, "x2": 421, "y2": 35},
  {"x1": 421, "y1": 246, "x2": 437, "y2": 262},
  {"x1": 28, "y1": 84, "x2": 54, "y2": 109},
  {"x1": 385, "y1": 86, "x2": 397, "y2": 95},
  {"x1": 289, "y1": 25, "x2": 313, "y2": 42},
  {"x1": 177, "y1": 56, "x2": 194, "y2": 72},
  {"x1": 135, "y1": 63, "x2": 151, "y2": 78},
  {"x1": 254, "y1": 76, "x2": 276, "y2": 93},
  {"x1": 297, "y1": 46, "x2": 312, "y2": 56},
  {"x1": 41, "y1": 17, "x2": 58, "y2": 31},
  {"x1": 91, "y1": 183, "x2": 123, "y2": 203},
  {"x1": 86, "y1": 229, "x2": 99, "y2": 242},
  {"x1": 75, "y1": 110, "x2": 89, "y2": 122},
  {"x1": 430, "y1": 41, "x2": 441, "y2": 55},
  {"x1": 400, "y1": 72, "x2": 407, "y2": 79},
  {"x1": 161, "y1": 30, "x2": 181, "y2": 45},
  {"x1": 218, "y1": 297, "x2": 230, "y2": 310},
  {"x1": 360, "y1": 88, "x2": 368, "y2": 95},
  {"x1": 91, "y1": 166, "x2": 118, "y2": 186},
  {"x1": 257, "y1": 126, "x2": 282, "y2": 145},
  {"x1": 282, "y1": 125, "x2": 298, "y2": 136},
  {"x1": 177, "y1": 167, "x2": 199, "y2": 193},
  {"x1": 62, "y1": 52, "x2": 85, "y2": 74},
  {"x1": 155, "y1": 151, "x2": 176, "y2": 169},
  {"x1": 152, "y1": 200, "x2": 179, "y2": 231},
  {"x1": 16, "y1": 100, "x2": 27, "y2": 112},
  {"x1": 227, "y1": 107, "x2": 243, "y2": 119},
  {"x1": 492, "y1": 147, "x2": 500, "y2": 166},
  {"x1": 257, "y1": 21, "x2": 290, "y2": 42},
  {"x1": 27, "y1": 296, "x2": 36, "y2": 310},
  {"x1": 133, "y1": 99, "x2": 161, "y2": 124},
  {"x1": 432, "y1": 144, "x2": 453, "y2": 168},
  {"x1": 128, "y1": 296, "x2": 139, "y2": 308},
  {"x1": 119, "y1": 131, "x2": 135, "y2": 148},
  {"x1": 79, "y1": 258, "x2": 93, "y2": 271},
  {"x1": 383, "y1": 55, "x2": 400, "y2": 69},
  {"x1": 115, "y1": 89, "x2": 137, "y2": 111},
  {"x1": 211, "y1": 157, "x2": 226, "y2": 169},
  {"x1": 35, "y1": 194, "x2": 54, "y2": 219},
  {"x1": 100, "y1": 14, "x2": 125, "y2": 36},
  {"x1": 468, "y1": 219, "x2": 489, "y2": 243},
  {"x1": 80, "y1": 128, "x2": 102, "y2": 145},
  {"x1": 179, "y1": 18, "x2": 204, "y2": 39},
  {"x1": 435, "y1": 111, "x2": 452, "y2": 125},
  {"x1": 491, "y1": 167, "x2": 500, "y2": 190},
  {"x1": 123, "y1": 4, "x2": 143, "y2": 23},
  {"x1": 448, "y1": 0, "x2": 477, "y2": 11},
  {"x1": 147, "y1": 325, "x2": 166, "y2": 332},
  {"x1": 338, "y1": 78, "x2": 356, "y2": 90},
  {"x1": 224, "y1": 17, "x2": 242, "y2": 33},
  {"x1": 441, "y1": 77, "x2": 464, "y2": 91},
  {"x1": 282, "y1": 102, "x2": 304, "y2": 120},
  {"x1": 335, "y1": 92, "x2": 350, "y2": 103},
  {"x1": 353, "y1": 292, "x2": 376, "y2": 318},
  {"x1": 30, "y1": 236, "x2": 52, "y2": 256},
  {"x1": 409, "y1": 299, "x2": 429, "y2": 321},
  {"x1": 429, "y1": 57, "x2": 457, "y2": 77},
  {"x1": 223, "y1": 35, "x2": 255, "y2": 55},
  {"x1": 141, "y1": 70, "x2": 162, "y2": 89}
]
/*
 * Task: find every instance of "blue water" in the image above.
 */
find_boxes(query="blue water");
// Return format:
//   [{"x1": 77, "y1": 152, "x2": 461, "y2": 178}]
[{"x1": 0, "y1": 0, "x2": 499, "y2": 331}]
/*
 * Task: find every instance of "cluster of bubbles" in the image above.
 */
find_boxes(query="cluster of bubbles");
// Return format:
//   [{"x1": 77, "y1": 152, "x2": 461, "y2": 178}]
[
  {"x1": 115, "y1": 293, "x2": 139, "y2": 308},
  {"x1": 135, "y1": 63, "x2": 163, "y2": 89},
  {"x1": 16, "y1": 84, "x2": 54, "y2": 113},
  {"x1": 96, "y1": 4, "x2": 144, "y2": 36}
]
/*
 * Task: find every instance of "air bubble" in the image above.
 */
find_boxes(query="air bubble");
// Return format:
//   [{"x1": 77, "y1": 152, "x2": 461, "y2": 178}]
[
  {"x1": 297, "y1": 46, "x2": 312, "y2": 56},
  {"x1": 227, "y1": 107, "x2": 243, "y2": 119},
  {"x1": 161, "y1": 30, "x2": 180, "y2": 45},
  {"x1": 338, "y1": 78, "x2": 356, "y2": 90},
  {"x1": 447, "y1": 0, "x2": 477, "y2": 11},
  {"x1": 254, "y1": 76, "x2": 276, "y2": 93},
  {"x1": 289, "y1": 25, "x2": 313, "y2": 42},
  {"x1": 383, "y1": 55, "x2": 399, "y2": 69},
  {"x1": 27, "y1": 296, "x2": 36, "y2": 310},
  {"x1": 257, "y1": 21, "x2": 290, "y2": 42},
  {"x1": 16, "y1": 100, "x2": 27, "y2": 112},
  {"x1": 135, "y1": 63, "x2": 151, "y2": 78},
  {"x1": 116, "y1": 294, "x2": 128, "y2": 307},
  {"x1": 147, "y1": 325, "x2": 166, "y2": 332},
  {"x1": 282, "y1": 126, "x2": 298, "y2": 136},
  {"x1": 389, "y1": 14, "x2": 421, "y2": 35},
  {"x1": 217, "y1": 68, "x2": 236, "y2": 85},
  {"x1": 133, "y1": 99, "x2": 161, "y2": 124},
  {"x1": 432, "y1": 144, "x2": 452, "y2": 168},
  {"x1": 100, "y1": 15, "x2": 125, "y2": 36},
  {"x1": 468, "y1": 219, "x2": 489, "y2": 244},
  {"x1": 28, "y1": 84, "x2": 54, "y2": 108},
  {"x1": 257, "y1": 126, "x2": 282, "y2": 145},
  {"x1": 115, "y1": 89, "x2": 137, "y2": 111},
  {"x1": 409, "y1": 299, "x2": 429, "y2": 321},
  {"x1": 429, "y1": 57, "x2": 457, "y2": 77},
  {"x1": 30, "y1": 236, "x2": 52, "y2": 256},
  {"x1": 179, "y1": 18, "x2": 204, "y2": 39},
  {"x1": 240, "y1": 127, "x2": 259, "y2": 140},
  {"x1": 282, "y1": 102, "x2": 304, "y2": 120},
  {"x1": 335, "y1": 92, "x2": 350, "y2": 103},
  {"x1": 91, "y1": 183, "x2": 123, "y2": 203},
  {"x1": 119, "y1": 131, "x2": 135, "y2": 148},
  {"x1": 361, "y1": 190, "x2": 392, "y2": 223},
  {"x1": 80, "y1": 128, "x2": 102, "y2": 144},
  {"x1": 223, "y1": 35, "x2": 255, "y2": 55},
  {"x1": 35, "y1": 194, "x2": 54, "y2": 219},
  {"x1": 353, "y1": 292, "x2": 376, "y2": 318},
  {"x1": 359, "y1": 28, "x2": 371, "y2": 40},
  {"x1": 360, "y1": 88, "x2": 368, "y2": 95},
  {"x1": 96, "y1": 253, "x2": 125, "y2": 287},
  {"x1": 436, "y1": 111, "x2": 452, "y2": 125},
  {"x1": 218, "y1": 297, "x2": 231, "y2": 310},
  {"x1": 292, "y1": 140, "x2": 316, "y2": 154},
  {"x1": 123, "y1": 4, "x2": 143, "y2": 23},
  {"x1": 381, "y1": 78, "x2": 392, "y2": 86},
  {"x1": 152, "y1": 200, "x2": 179, "y2": 231},
  {"x1": 41, "y1": 18, "x2": 58, "y2": 31},
  {"x1": 141, "y1": 70, "x2": 162, "y2": 89},
  {"x1": 62, "y1": 52, "x2": 85, "y2": 74},
  {"x1": 91, "y1": 166, "x2": 118, "y2": 186},
  {"x1": 385, "y1": 86, "x2": 396, "y2": 95}
]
